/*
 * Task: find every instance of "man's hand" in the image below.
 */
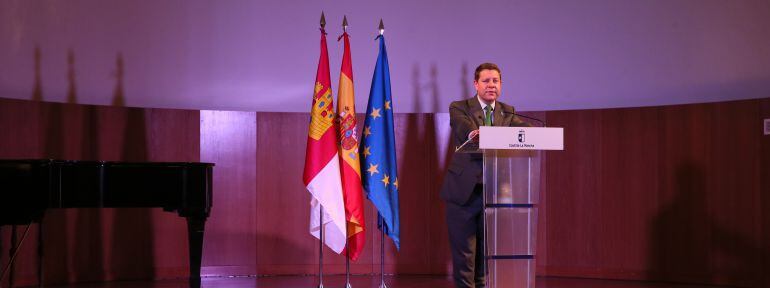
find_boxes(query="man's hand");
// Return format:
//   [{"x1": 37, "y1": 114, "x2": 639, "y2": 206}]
[{"x1": 468, "y1": 129, "x2": 480, "y2": 142}]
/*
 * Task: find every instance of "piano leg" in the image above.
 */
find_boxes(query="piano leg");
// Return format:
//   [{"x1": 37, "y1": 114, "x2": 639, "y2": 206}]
[
  {"x1": 186, "y1": 216, "x2": 206, "y2": 288},
  {"x1": 38, "y1": 221, "x2": 43, "y2": 288},
  {"x1": 9, "y1": 226, "x2": 16, "y2": 288},
  {"x1": 0, "y1": 226, "x2": 3, "y2": 287},
  {"x1": 0, "y1": 226, "x2": 3, "y2": 283}
]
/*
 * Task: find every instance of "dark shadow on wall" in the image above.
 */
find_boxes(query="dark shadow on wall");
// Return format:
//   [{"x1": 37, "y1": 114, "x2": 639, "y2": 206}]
[
  {"x1": 38, "y1": 49, "x2": 107, "y2": 284},
  {"x1": 459, "y1": 62, "x2": 470, "y2": 103},
  {"x1": 648, "y1": 161, "x2": 768, "y2": 287},
  {"x1": 39, "y1": 50, "x2": 69, "y2": 285},
  {"x1": 66, "y1": 49, "x2": 77, "y2": 104},
  {"x1": 393, "y1": 63, "x2": 452, "y2": 275},
  {"x1": 428, "y1": 63, "x2": 451, "y2": 275},
  {"x1": 109, "y1": 52, "x2": 155, "y2": 281},
  {"x1": 441, "y1": 61, "x2": 473, "y2": 174},
  {"x1": 431, "y1": 63, "x2": 474, "y2": 276},
  {"x1": 393, "y1": 64, "x2": 425, "y2": 275},
  {"x1": 439, "y1": 62, "x2": 472, "y2": 187},
  {"x1": 31, "y1": 46, "x2": 43, "y2": 102},
  {"x1": 111, "y1": 53, "x2": 125, "y2": 107},
  {"x1": 67, "y1": 49, "x2": 107, "y2": 283},
  {"x1": 648, "y1": 161, "x2": 711, "y2": 284},
  {"x1": 19, "y1": 49, "x2": 156, "y2": 285},
  {"x1": 708, "y1": 217, "x2": 768, "y2": 287}
]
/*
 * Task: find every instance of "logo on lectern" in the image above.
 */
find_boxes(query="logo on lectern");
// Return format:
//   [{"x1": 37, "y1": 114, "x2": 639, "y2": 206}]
[{"x1": 517, "y1": 129, "x2": 526, "y2": 143}]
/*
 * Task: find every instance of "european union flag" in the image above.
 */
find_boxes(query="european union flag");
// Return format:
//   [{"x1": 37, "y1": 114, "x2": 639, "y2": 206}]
[{"x1": 360, "y1": 35, "x2": 400, "y2": 250}]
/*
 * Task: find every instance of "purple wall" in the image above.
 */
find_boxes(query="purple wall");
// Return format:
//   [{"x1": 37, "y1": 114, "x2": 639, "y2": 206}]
[{"x1": 2, "y1": 0, "x2": 769, "y2": 113}]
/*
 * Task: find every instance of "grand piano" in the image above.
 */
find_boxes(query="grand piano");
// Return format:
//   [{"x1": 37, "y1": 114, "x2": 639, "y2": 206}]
[{"x1": 0, "y1": 159, "x2": 213, "y2": 288}]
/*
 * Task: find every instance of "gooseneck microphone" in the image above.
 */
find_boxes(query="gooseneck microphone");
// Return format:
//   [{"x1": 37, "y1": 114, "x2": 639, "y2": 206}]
[{"x1": 503, "y1": 112, "x2": 545, "y2": 127}]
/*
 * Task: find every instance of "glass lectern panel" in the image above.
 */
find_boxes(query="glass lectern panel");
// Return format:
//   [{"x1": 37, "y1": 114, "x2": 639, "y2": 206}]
[
  {"x1": 482, "y1": 149, "x2": 540, "y2": 288},
  {"x1": 485, "y1": 208, "x2": 537, "y2": 256},
  {"x1": 487, "y1": 259, "x2": 536, "y2": 288},
  {"x1": 483, "y1": 149, "x2": 540, "y2": 205}
]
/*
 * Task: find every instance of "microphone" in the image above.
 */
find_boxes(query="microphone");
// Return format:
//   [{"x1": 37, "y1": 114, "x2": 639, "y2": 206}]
[
  {"x1": 515, "y1": 113, "x2": 545, "y2": 127},
  {"x1": 509, "y1": 112, "x2": 546, "y2": 127}
]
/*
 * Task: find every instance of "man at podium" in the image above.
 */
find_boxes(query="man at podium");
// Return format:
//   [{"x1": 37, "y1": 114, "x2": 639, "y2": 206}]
[{"x1": 440, "y1": 62, "x2": 528, "y2": 288}]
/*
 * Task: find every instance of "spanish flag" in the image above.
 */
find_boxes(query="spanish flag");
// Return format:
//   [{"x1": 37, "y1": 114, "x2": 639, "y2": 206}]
[
  {"x1": 303, "y1": 27, "x2": 347, "y2": 253},
  {"x1": 336, "y1": 30, "x2": 365, "y2": 261}
]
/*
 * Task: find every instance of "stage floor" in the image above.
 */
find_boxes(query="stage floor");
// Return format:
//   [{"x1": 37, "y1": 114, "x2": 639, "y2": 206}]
[{"x1": 28, "y1": 275, "x2": 733, "y2": 288}]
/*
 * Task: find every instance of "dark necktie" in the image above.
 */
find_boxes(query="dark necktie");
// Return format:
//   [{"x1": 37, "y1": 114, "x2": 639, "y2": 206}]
[{"x1": 484, "y1": 105, "x2": 492, "y2": 126}]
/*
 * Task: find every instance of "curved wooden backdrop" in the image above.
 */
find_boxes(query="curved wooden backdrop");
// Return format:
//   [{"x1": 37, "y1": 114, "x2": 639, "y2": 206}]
[{"x1": 1, "y1": 97, "x2": 768, "y2": 287}]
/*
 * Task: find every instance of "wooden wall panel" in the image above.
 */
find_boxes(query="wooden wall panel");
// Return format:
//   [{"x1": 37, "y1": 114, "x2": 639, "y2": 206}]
[
  {"x1": 544, "y1": 99, "x2": 767, "y2": 287},
  {"x1": 651, "y1": 101, "x2": 761, "y2": 286},
  {"x1": 0, "y1": 98, "x2": 43, "y2": 159},
  {"x1": 760, "y1": 98, "x2": 770, "y2": 288},
  {"x1": 200, "y1": 111, "x2": 258, "y2": 276},
  {"x1": 703, "y1": 101, "x2": 762, "y2": 285},
  {"x1": 599, "y1": 107, "x2": 661, "y2": 278},
  {"x1": 254, "y1": 112, "x2": 320, "y2": 274},
  {"x1": 4, "y1": 96, "x2": 768, "y2": 287},
  {"x1": 652, "y1": 103, "x2": 714, "y2": 283},
  {"x1": 428, "y1": 113, "x2": 454, "y2": 276},
  {"x1": 544, "y1": 108, "x2": 602, "y2": 274},
  {"x1": 386, "y1": 113, "x2": 444, "y2": 274}
]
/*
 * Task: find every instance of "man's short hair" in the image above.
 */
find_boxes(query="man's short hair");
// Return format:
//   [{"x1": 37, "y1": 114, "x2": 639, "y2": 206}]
[{"x1": 474, "y1": 62, "x2": 502, "y2": 81}]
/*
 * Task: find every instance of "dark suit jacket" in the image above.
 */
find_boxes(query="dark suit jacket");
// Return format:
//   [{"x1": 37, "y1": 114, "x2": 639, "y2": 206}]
[{"x1": 440, "y1": 97, "x2": 529, "y2": 205}]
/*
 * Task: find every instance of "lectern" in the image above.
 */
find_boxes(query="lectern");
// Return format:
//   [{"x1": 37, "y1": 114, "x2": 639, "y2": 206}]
[{"x1": 479, "y1": 126, "x2": 563, "y2": 288}]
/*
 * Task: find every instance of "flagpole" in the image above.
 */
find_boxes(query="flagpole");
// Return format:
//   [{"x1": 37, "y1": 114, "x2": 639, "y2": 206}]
[
  {"x1": 316, "y1": 12, "x2": 327, "y2": 288},
  {"x1": 318, "y1": 206, "x2": 325, "y2": 288},
  {"x1": 379, "y1": 216, "x2": 388, "y2": 288},
  {"x1": 378, "y1": 19, "x2": 385, "y2": 37},
  {"x1": 375, "y1": 18, "x2": 389, "y2": 288},
  {"x1": 345, "y1": 244, "x2": 352, "y2": 288},
  {"x1": 342, "y1": 17, "x2": 352, "y2": 288},
  {"x1": 338, "y1": 14, "x2": 355, "y2": 288}
]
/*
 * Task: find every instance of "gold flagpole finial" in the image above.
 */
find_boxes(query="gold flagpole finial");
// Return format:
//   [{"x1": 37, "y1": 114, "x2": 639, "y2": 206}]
[{"x1": 320, "y1": 12, "x2": 326, "y2": 29}]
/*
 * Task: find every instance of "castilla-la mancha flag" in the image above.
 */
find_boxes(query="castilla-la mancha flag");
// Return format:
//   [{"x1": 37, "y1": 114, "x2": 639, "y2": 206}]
[
  {"x1": 336, "y1": 30, "x2": 365, "y2": 261},
  {"x1": 303, "y1": 28, "x2": 347, "y2": 254}
]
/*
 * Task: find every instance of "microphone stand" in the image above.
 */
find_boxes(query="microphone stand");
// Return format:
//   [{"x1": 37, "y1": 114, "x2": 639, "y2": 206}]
[{"x1": 454, "y1": 133, "x2": 479, "y2": 153}]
